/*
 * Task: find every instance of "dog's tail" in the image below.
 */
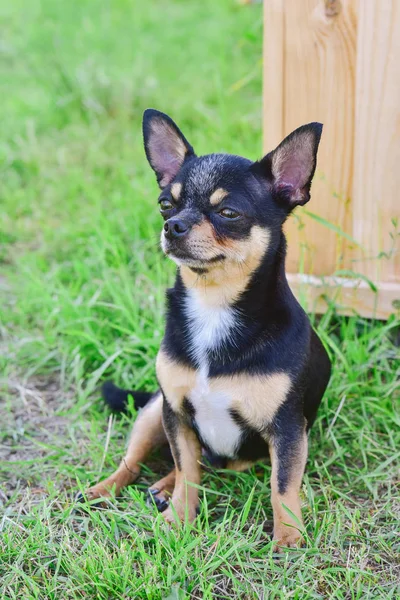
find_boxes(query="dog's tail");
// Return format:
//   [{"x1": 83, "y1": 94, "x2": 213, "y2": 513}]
[{"x1": 101, "y1": 381, "x2": 155, "y2": 413}]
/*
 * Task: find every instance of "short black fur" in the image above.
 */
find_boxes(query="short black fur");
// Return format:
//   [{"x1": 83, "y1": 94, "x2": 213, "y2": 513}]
[
  {"x1": 102, "y1": 381, "x2": 153, "y2": 413},
  {"x1": 105, "y1": 110, "x2": 332, "y2": 505}
]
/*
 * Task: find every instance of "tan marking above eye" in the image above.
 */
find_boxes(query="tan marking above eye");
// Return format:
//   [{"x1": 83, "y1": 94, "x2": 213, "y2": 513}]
[
  {"x1": 171, "y1": 182, "x2": 182, "y2": 200},
  {"x1": 209, "y1": 188, "x2": 229, "y2": 206}
]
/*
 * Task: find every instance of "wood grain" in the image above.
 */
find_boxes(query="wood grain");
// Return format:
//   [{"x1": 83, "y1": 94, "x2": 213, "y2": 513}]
[
  {"x1": 352, "y1": 1, "x2": 400, "y2": 284},
  {"x1": 288, "y1": 274, "x2": 400, "y2": 320},
  {"x1": 264, "y1": 0, "x2": 357, "y2": 275},
  {"x1": 263, "y1": 0, "x2": 400, "y2": 317},
  {"x1": 263, "y1": 0, "x2": 285, "y2": 149}
]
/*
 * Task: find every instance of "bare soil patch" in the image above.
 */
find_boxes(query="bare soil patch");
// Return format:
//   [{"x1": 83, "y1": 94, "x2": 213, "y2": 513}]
[{"x1": 0, "y1": 377, "x2": 78, "y2": 498}]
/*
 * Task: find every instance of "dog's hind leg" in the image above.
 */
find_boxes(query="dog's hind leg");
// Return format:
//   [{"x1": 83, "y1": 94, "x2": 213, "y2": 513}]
[
  {"x1": 148, "y1": 459, "x2": 254, "y2": 513},
  {"x1": 147, "y1": 469, "x2": 176, "y2": 512},
  {"x1": 83, "y1": 391, "x2": 166, "y2": 501},
  {"x1": 225, "y1": 459, "x2": 255, "y2": 472}
]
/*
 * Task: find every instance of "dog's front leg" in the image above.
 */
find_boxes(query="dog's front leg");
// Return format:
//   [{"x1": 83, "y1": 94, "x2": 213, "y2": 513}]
[
  {"x1": 161, "y1": 398, "x2": 202, "y2": 524},
  {"x1": 269, "y1": 425, "x2": 308, "y2": 550}
]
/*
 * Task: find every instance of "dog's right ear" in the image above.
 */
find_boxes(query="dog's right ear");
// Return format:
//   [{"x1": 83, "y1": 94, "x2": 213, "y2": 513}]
[{"x1": 142, "y1": 109, "x2": 195, "y2": 188}]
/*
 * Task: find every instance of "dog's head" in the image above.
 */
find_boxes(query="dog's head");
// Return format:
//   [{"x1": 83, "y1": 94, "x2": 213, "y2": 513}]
[{"x1": 143, "y1": 109, "x2": 322, "y2": 272}]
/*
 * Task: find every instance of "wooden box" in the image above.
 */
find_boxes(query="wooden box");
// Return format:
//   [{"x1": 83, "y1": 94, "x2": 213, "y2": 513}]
[{"x1": 263, "y1": 0, "x2": 400, "y2": 318}]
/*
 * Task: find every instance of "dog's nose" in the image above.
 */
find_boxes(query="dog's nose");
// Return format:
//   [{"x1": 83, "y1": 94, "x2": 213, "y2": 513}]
[{"x1": 164, "y1": 218, "x2": 189, "y2": 239}]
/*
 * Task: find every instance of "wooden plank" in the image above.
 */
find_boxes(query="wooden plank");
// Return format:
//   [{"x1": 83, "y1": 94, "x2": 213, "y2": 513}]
[
  {"x1": 264, "y1": 0, "x2": 358, "y2": 276},
  {"x1": 288, "y1": 274, "x2": 400, "y2": 320},
  {"x1": 263, "y1": 0, "x2": 285, "y2": 149},
  {"x1": 263, "y1": 1, "x2": 400, "y2": 318},
  {"x1": 352, "y1": 0, "x2": 400, "y2": 285}
]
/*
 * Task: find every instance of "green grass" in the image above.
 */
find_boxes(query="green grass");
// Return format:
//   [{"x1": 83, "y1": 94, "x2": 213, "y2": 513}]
[{"x1": 1, "y1": 1, "x2": 399, "y2": 598}]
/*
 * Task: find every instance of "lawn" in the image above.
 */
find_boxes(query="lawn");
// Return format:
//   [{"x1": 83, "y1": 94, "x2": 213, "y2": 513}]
[{"x1": 1, "y1": 0, "x2": 399, "y2": 598}]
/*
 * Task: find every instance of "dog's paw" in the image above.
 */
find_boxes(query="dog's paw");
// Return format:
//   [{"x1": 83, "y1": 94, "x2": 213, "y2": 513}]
[
  {"x1": 147, "y1": 487, "x2": 170, "y2": 513},
  {"x1": 76, "y1": 485, "x2": 114, "y2": 508},
  {"x1": 272, "y1": 528, "x2": 304, "y2": 552},
  {"x1": 161, "y1": 503, "x2": 198, "y2": 525},
  {"x1": 161, "y1": 506, "x2": 179, "y2": 525}
]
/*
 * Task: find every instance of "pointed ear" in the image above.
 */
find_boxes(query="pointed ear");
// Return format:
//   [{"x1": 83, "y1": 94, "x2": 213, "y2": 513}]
[
  {"x1": 252, "y1": 123, "x2": 323, "y2": 208},
  {"x1": 142, "y1": 109, "x2": 195, "y2": 188}
]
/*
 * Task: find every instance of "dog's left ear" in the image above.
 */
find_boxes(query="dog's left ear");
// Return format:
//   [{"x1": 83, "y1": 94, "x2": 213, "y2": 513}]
[
  {"x1": 252, "y1": 123, "x2": 323, "y2": 208},
  {"x1": 143, "y1": 109, "x2": 195, "y2": 188}
]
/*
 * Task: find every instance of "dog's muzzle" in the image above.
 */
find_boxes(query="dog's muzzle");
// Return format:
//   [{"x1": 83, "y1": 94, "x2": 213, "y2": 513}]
[{"x1": 163, "y1": 217, "x2": 190, "y2": 240}]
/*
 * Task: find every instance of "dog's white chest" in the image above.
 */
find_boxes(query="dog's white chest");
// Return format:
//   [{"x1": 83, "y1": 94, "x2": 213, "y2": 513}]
[
  {"x1": 184, "y1": 289, "x2": 238, "y2": 364},
  {"x1": 189, "y1": 369, "x2": 242, "y2": 457},
  {"x1": 184, "y1": 291, "x2": 243, "y2": 456}
]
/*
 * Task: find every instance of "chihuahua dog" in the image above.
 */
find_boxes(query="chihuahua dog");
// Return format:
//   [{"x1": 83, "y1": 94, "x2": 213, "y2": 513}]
[{"x1": 83, "y1": 109, "x2": 331, "y2": 550}]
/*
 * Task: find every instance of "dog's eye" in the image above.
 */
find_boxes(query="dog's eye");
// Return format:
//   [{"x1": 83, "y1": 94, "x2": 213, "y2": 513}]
[
  {"x1": 218, "y1": 208, "x2": 241, "y2": 219},
  {"x1": 159, "y1": 199, "x2": 173, "y2": 212}
]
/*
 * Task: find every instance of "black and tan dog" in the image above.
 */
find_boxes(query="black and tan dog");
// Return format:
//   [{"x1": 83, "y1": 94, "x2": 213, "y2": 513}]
[{"x1": 84, "y1": 109, "x2": 331, "y2": 550}]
